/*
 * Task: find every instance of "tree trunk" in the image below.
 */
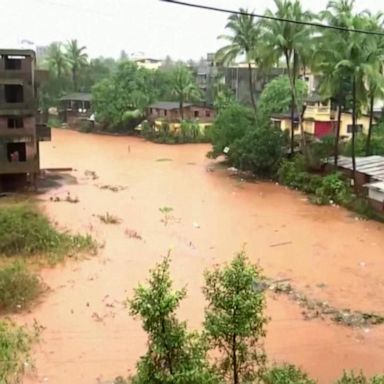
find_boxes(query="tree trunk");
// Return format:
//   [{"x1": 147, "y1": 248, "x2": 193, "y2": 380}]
[
  {"x1": 179, "y1": 98, "x2": 184, "y2": 120},
  {"x1": 334, "y1": 103, "x2": 342, "y2": 166},
  {"x1": 351, "y1": 77, "x2": 357, "y2": 188},
  {"x1": 232, "y1": 334, "x2": 239, "y2": 384},
  {"x1": 72, "y1": 67, "x2": 77, "y2": 92},
  {"x1": 247, "y1": 62, "x2": 257, "y2": 113},
  {"x1": 366, "y1": 94, "x2": 375, "y2": 156},
  {"x1": 284, "y1": 51, "x2": 295, "y2": 155},
  {"x1": 161, "y1": 318, "x2": 174, "y2": 375}
]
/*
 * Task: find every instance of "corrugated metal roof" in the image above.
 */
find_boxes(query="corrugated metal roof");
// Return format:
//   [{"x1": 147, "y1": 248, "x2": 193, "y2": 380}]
[
  {"x1": 60, "y1": 93, "x2": 92, "y2": 102},
  {"x1": 149, "y1": 102, "x2": 193, "y2": 110},
  {"x1": 330, "y1": 156, "x2": 384, "y2": 181},
  {"x1": 364, "y1": 181, "x2": 384, "y2": 192}
]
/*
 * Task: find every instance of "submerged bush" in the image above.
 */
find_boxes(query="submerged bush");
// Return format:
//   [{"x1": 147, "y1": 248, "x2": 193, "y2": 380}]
[
  {"x1": 0, "y1": 321, "x2": 35, "y2": 383},
  {"x1": 0, "y1": 204, "x2": 95, "y2": 261},
  {"x1": 335, "y1": 371, "x2": 384, "y2": 384},
  {"x1": 313, "y1": 173, "x2": 351, "y2": 205},
  {"x1": 0, "y1": 262, "x2": 43, "y2": 312}
]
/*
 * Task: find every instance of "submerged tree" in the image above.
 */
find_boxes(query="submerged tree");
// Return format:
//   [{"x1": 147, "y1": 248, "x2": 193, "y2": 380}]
[
  {"x1": 203, "y1": 251, "x2": 267, "y2": 384},
  {"x1": 129, "y1": 256, "x2": 219, "y2": 384}
]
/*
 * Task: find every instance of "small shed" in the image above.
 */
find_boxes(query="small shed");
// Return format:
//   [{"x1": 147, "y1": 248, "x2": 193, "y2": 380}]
[
  {"x1": 327, "y1": 155, "x2": 384, "y2": 190},
  {"x1": 59, "y1": 93, "x2": 92, "y2": 125},
  {"x1": 364, "y1": 181, "x2": 384, "y2": 212}
]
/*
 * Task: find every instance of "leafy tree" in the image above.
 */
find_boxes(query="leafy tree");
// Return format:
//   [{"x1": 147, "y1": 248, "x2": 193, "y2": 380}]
[
  {"x1": 210, "y1": 103, "x2": 254, "y2": 158},
  {"x1": 257, "y1": 76, "x2": 307, "y2": 120},
  {"x1": 129, "y1": 256, "x2": 219, "y2": 384},
  {"x1": 80, "y1": 57, "x2": 117, "y2": 92},
  {"x1": 216, "y1": 9, "x2": 259, "y2": 112},
  {"x1": 169, "y1": 65, "x2": 201, "y2": 119},
  {"x1": 263, "y1": 364, "x2": 316, "y2": 384},
  {"x1": 203, "y1": 251, "x2": 267, "y2": 384},
  {"x1": 65, "y1": 39, "x2": 88, "y2": 91},
  {"x1": 44, "y1": 42, "x2": 68, "y2": 79},
  {"x1": 92, "y1": 61, "x2": 160, "y2": 131},
  {"x1": 229, "y1": 121, "x2": 285, "y2": 177}
]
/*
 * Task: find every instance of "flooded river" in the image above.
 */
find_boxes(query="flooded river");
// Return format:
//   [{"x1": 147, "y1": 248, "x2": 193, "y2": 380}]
[{"x1": 19, "y1": 128, "x2": 384, "y2": 383}]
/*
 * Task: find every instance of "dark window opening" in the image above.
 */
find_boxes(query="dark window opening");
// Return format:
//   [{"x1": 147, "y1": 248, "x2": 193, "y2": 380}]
[
  {"x1": 194, "y1": 110, "x2": 200, "y2": 118},
  {"x1": 5, "y1": 85, "x2": 24, "y2": 103},
  {"x1": 84, "y1": 101, "x2": 91, "y2": 110},
  {"x1": 347, "y1": 124, "x2": 363, "y2": 134},
  {"x1": 205, "y1": 110, "x2": 211, "y2": 118},
  {"x1": 164, "y1": 110, "x2": 168, "y2": 116},
  {"x1": 293, "y1": 123, "x2": 299, "y2": 131},
  {"x1": 4, "y1": 57, "x2": 22, "y2": 70},
  {"x1": 149, "y1": 108, "x2": 153, "y2": 114},
  {"x1": 6, "y1": 142, "x2": 26, "y2": 162},
  {"x1": 7, "y1": 118, "x2": 24, "y2": 129}
]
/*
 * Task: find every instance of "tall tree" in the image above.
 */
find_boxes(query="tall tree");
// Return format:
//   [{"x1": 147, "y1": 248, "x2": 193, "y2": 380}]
[
  {"x1": 203, "y1": 251, "x2": 267, "y2": 384},
  {"x1": 65, "y1": 39, "x2": 88, "y2": 91},
  {"x1": 261, "y1": 0, "x2": 313, "y2": 155},
  {"x1": 216, "y1": 9, "x2": 259, "y2": 112},
  {"x1": 170, "y1": 65, "x2": 201, "y2": 120},
  {"x1": 316, "y1": 0, "x2": 355, "y2": 166},
  {"x1": 44, "y1": 42, "x2": 68, "y2": 79}
]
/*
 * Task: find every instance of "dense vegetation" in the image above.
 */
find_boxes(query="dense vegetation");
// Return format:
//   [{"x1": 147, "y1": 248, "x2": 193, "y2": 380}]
[
  {"x1": 116, "y1": 253, "x2": 384, "y2": 384},
  {"x1": 0, "y1": 203, "x2": 95, "y2": 262}
]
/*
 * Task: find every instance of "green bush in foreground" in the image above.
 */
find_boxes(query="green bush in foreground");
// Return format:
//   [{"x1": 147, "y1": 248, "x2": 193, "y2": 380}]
[
  {"x1": 263, "y1": 364, "x2": 316, "y2": 384},
  {"x1": 128, "y1": 256, "x2": 219, "y2": 384},
  {"x1": 0, "y1": 204, "x2": 95, "y2": 262},
  {"x1": 335, "y1": 371, "x2": 384, "y2": 384},
  {"x1": 0, "y1": 321, "x2": 35, "y2": 384},
  {"x1": 0, "y1": 262, "x2": 43, "y2": 313}
]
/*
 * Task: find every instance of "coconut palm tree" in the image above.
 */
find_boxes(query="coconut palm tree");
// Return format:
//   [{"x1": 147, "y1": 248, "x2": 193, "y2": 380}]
[
  {"x1": 216, "y1": 9, "x2": 259, "y2": 112},
  {"x1": 65, "y1": 39, "x2": 88, "y2": 91},
  {"x1": 170, "y1": 65, "x2": 201, "y2": 120},
  {"x1": 316, "y1": 0, "x2": 355, "y2": 165},
  {"x1": 45, "y1": 42, "x2": 68, "y2": 78},
  {"x1": 360, "y1": 11, "x2": 384, "y2": 155},
  {"x1": 260, "y1": 0, "x2": 313, "y2": 155}
]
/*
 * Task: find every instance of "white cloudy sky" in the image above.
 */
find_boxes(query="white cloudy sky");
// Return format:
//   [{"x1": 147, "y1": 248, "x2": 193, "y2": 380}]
[{"x1": 0, "y1": 0, "x2": 382, "y2": 60}]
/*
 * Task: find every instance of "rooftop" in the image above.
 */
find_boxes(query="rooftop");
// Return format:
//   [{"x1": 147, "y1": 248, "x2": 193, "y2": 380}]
[
  {"x1": 149, "y1": 102, "x2": 193, "y2": 110},
  {"x1": 364, "y1": 181, "x2": 384, "y2": 192},
  {"x1": 306, "y1": 94, "x2": 326, "y2": 103},
  {"x1": 332, "y1": 155, "x2": 384, "y2": 181},
  {"x1": 0, "y1": 49, "x2": 36, "y2": 58},
  {"x1": 60, "y1": 93, "x2": 92, "y2": 102}
]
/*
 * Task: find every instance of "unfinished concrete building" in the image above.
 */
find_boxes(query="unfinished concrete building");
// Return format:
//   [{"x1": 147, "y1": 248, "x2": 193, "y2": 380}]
[{"x1": 0, "y1": 49, "x2": 50, "y2": 190}]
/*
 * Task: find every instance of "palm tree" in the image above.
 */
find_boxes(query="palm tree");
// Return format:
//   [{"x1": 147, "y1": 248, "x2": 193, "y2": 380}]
[
  {"x1": 65, "y1": 39, "x2": 88, "y2": 91},
  {"x1": 45, "y1": 42, "x2": 68, "y2": 78},
  {"x1": 361, "y1": 11, "x2": 384, "y2": 155},
  {"x1": 335, "y1": 14, "x2": 368, "y2": 184},
  {"x1": 216, "y1": 9, "x2": 259, "y2": 112},
  {"x1": 170, "y1": 65, "x2": 201, "y2": 120},
  {"x1": 260, "y1": 0, "x2": 313, "y2": 155},
  {"x1": 316, "y1": 0, "x2": 355, "y2": 166}
]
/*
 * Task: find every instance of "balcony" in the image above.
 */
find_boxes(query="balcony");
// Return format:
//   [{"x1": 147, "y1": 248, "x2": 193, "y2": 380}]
[{"x1": 0, "y1": 159, "x2": 39, "y2": 175}]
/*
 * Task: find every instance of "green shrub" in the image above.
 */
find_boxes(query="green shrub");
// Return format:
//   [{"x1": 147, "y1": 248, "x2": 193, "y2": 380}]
[
  {"x1": 0, "y1": 203, "x2": 95, "y2": 262},
  {"x1": 79, "y1": 119, "x2": 93, "y2": 133},
  {"x1": 230, "y1": 123, "x2": 284, "y2": 177},
  {"x1": 277, "y1": 155, "x2": 307, "y2": 188},
  {"x1": 335, "y1": 371, "x2": 384, "y2": 384},
  {"x1": 263, "y1": 364, "x2": 316, "y2": 384},
  {"x1": 0, "y1": 262, "x2": 43, "y2": 312},
  {"x1": 47, "y1": 117, "x2": 62, "y2": 128},
  {"x1": 343, "y1": 133, "x2": 384, "y2": 156},
  {"x1": 313, "y1": 173, "x2": 351, "y2": 205},
  {"x1": 210, "y1": 103, "x2": 254, "y2": 157},
  {"x1": 0, "y1": 321, "x2": 35, "y2": 383}
]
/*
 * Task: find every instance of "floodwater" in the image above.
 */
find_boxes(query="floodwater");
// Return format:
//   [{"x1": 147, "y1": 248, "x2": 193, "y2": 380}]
[{"x1": 17, "y1": 128, "x2": 384, "y2": 383}]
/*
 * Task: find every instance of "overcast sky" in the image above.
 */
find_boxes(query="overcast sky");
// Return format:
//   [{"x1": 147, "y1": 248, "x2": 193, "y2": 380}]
[{"x1": 0, "y1": 0, "x2": 382, "y2": 60}]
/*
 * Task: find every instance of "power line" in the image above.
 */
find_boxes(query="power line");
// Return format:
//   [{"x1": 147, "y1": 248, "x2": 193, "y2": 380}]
[{"x1": 159, "y1": 0, "x2": 384, "y2": 37}]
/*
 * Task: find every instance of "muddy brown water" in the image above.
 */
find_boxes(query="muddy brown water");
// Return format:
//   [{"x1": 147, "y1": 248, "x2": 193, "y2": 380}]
[{"x1": 15, "y1": 129, "x2": 384, "y2": 383}]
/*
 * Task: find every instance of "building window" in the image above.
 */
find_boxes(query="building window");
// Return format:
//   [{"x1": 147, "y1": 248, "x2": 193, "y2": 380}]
[
  {"x1": 4, "y1": 84, "x2": 23, "y2": 103},
  {"x1": 347, "y1": 124, "x2": 363, "y2": 134},
  {"x1": 293, "y1": 123, "x2": 299, "y2": 131},
  {"x1": 6, "y1": 142, "x2": 27, "y2": 162},
  {"x1": 273, "y1": 120, "x2": 281, "y2": 129},
  {"x1": 4, "y1": 56, "x2": 22, "y2": 70},
  {"x1": 194, "y1": 111, "x2": 199, "y2": 118},
  {"x1": 164, "y1": 110, "x2": 168, "y2": 117},
  {"x1": 149, "y1": 108, "x2": 153, "y2": 114},
  {"x1": 205, "y1": 110, "x2": 211, "y2": 118},
  {"x1": 7, "y1": 118, "x2": 23, "y2": 129}
]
